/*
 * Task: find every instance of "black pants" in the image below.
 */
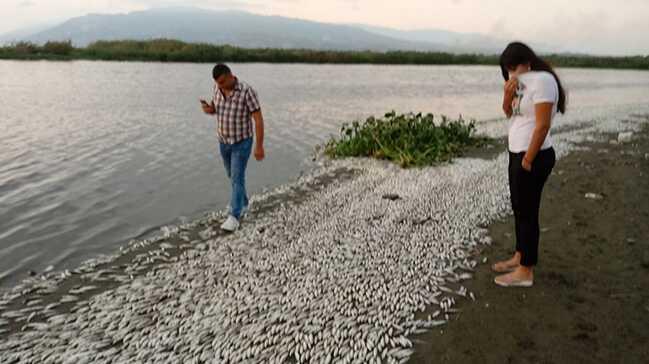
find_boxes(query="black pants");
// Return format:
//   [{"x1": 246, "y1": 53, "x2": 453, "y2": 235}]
[{"x1": 508, "y1": 148, "x2": 556, "y2": 267}]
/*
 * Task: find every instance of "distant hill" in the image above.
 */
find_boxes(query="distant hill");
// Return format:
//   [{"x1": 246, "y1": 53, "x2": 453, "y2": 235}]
[
  {"x1": 352, "y1": 25, "x2": 507, "y2": 54},
  {"x1": 14, "y1": 7, "x2": 447, "y2": 52},
  {"x1": 1, "y1": 7, "x2": 556, "y2": 55},
  {"x1": 0, "y1": 23, "x2": 57, "y2": 44}
]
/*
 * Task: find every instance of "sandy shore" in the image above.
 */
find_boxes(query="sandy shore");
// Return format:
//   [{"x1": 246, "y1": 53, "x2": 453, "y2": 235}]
[
  {"x1": 1, "y1": 110, "x2": 648, "y2": 363},
  {"x1": 410, "y1": 124, "x2": 649, "y2": 363}
]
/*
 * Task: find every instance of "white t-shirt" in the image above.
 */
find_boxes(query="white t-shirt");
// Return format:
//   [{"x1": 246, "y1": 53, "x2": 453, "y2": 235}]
[{"x1": 508, "y1": 71, "x2": 559, "y2": 153}]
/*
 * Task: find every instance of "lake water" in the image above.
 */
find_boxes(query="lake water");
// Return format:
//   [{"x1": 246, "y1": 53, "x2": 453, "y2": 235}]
[{"x1": 1, "y1": 61, "x2": 649, "y2": 288}]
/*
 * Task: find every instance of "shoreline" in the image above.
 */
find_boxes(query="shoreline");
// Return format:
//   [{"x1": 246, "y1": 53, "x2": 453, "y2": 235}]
[
  {"x1": 2, "y1": 58, "x2": 649, "y2": 73},
  {"x1": 0, "y1": 167, "x2": 360, "y2": 335},
  {"x1": 409, "y1": 124, "x2": 649, "y2": 363},
  {"x1": 1, "y1": 112, "x2": 648, "y2": 362}
]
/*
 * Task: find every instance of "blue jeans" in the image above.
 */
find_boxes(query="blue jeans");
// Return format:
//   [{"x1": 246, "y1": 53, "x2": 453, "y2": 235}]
[{"x1": 219, "y1": 137, "x2": 253, "y2": 220}]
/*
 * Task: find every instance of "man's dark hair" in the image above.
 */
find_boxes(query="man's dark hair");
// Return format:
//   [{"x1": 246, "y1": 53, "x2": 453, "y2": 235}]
[{"x1": 212, "y1": 64, "x2": 231, "y2": 80}]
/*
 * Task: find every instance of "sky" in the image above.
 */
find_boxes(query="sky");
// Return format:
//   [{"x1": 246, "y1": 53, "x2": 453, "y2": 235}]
[{"x1": 2, "y1": 0, "x2": 649, "y2": 56}]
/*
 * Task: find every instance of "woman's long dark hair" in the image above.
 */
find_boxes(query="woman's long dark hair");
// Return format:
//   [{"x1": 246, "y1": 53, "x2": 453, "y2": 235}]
[{"x1": 500, "y1": 42, "x2": 567, "y2": 114}]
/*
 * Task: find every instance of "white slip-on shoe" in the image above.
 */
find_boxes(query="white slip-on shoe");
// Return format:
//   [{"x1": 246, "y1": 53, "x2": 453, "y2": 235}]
[
  {"x1": 220, "y1": 215, "x2": 240, "y2": 232},
  {"x1": 494, "y1": 276, "x2": 533, "y2": 288}
]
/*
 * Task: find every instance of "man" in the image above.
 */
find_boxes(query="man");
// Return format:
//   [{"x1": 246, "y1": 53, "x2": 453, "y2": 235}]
[{"x1": 200, "y1": 64, "x2": 265, "y2": 232}]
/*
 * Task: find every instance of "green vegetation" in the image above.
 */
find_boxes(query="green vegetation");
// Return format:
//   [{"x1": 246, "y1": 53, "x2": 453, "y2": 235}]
[
  {"x1": 1, "y1": 39, "x2": 648, "y2": 70},
  {"x1": 325, "y1": 111, "x2": 489, "y2": 168},
  {"x1": 4, "y1": 40, "x2": 74, "y2": 59}
]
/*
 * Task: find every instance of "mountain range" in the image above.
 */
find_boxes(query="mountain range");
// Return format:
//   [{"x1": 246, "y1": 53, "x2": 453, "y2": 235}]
[{"x1": 1, "y1": 7, "x2": 539, "y2": 54}]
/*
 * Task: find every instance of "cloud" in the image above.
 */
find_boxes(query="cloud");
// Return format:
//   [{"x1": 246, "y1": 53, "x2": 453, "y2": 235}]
[
  {"x1": 17, "y1": 0, "x2": 35, "y2": 7},
  {"x1": 520, "y1": 8, "x2": 649, "y2": 55},
  {"x1": 126, "y1": 0, "x2": 263, "y2": 11}
]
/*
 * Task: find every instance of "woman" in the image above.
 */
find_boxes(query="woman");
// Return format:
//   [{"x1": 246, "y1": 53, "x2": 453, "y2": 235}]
[{"x1": 492, "y1": 42, "x2": 567, "y2": 287}]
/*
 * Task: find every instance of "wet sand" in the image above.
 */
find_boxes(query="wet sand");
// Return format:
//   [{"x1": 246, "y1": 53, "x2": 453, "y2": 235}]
[{"x1": 410, "y1": 126, "x2": 649, "y2": 363}]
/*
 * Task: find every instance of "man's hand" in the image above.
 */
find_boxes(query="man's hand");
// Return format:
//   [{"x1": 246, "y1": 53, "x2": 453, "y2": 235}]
[
  {"x1": 254, "y1": 144, "x2": 265, "y2": 161},
  {"x1": 200, "y1": 99, "x2": 215, "y2": 114},
  {"x1": 252, "y1": 110, "x2": 265, "y2": 161}
]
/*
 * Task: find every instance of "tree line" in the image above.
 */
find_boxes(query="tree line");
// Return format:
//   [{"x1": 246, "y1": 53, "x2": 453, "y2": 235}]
[{"x1": 1, "y1": 39, "x2": 648, "y2": 70}]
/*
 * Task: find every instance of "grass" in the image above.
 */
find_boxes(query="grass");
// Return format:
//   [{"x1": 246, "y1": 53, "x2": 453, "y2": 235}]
[
  {"x1": 325, "y1": 111, "x2": 490, "y2": 168},
  {"x1": 1, "y1": 39, "x2": 648, "y2": 70}
]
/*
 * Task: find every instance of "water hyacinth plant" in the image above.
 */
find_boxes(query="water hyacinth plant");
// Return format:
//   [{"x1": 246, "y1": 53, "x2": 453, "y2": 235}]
[{"x1": 325, "y1": 111, "x2": 488, "y2": 168}]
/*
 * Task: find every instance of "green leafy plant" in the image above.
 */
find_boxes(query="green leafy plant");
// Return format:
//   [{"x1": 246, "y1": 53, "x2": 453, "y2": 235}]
[
  {"x1": 325, "y1": 111, "x2": 489, "y2": 168},
  {"x1": 42, "y1": 40, "x2": 73, "y2": 55}
]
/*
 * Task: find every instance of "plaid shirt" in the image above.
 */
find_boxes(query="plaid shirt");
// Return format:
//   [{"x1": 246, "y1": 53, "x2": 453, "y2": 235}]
[{"x1": 212, "y1": 78, "x2": 261, "y2": 144}]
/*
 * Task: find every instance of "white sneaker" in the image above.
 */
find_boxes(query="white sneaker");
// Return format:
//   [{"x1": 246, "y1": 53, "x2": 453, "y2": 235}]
[{"x1": 220, "y1": 215, "x2": 240, "y2": 232}]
